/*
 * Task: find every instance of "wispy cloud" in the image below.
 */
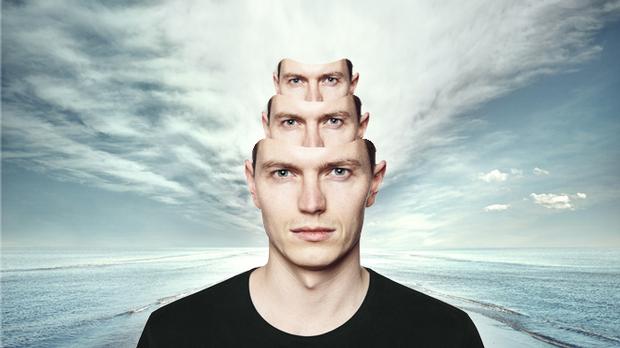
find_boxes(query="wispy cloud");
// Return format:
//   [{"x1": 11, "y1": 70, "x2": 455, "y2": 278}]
[
  {"x1": 530, "y1": 193, "x2": 587, "y2": 210},
  {"x1": 510, "y1": 168, "x2": 524, "y2": 178},
  {"x1": 533, "y1": 167, "x2": 550, "y2": 176},
  {"x1": 484, "y1": 204, "x2": 510, "y2": 212},
  {"x1": 2, "y1": 0, "x2": 618, "y2": 245},
  {"x1": 478, "y1": 169, "x2": 509, "y2": 183}
]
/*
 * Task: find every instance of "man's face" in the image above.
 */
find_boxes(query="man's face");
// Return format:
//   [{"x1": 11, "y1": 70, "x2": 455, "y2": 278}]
[
  {"x1": 274, "y1": 59, "x2": 359, "y2": 101},
  {"x1": 263, "y1": 95, "x2": 368, "y2": 147},
  {"x1": 245, "y1": 139, "x2": 385, "y2": 270}
]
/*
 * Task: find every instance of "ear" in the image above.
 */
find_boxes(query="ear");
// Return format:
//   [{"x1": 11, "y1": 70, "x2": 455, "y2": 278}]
[
  {"x1": 366, "y1": 160, "x2": 386, "y2": 207},
  {"x1": 244, "y1": 159, "x2": 261, "y2": 209},
  {"x1": 349, "y1": 72, "x2": 359, "y2": 94},
  {"x1": 357, "y1": 112, "x2": 369, "y2": 138},
  {"x1": 261, "y1": 111, "x2": 271, "y2": 137},
  {"x1": 273, "y1": 73, "x2": 281, "y2": 94}
]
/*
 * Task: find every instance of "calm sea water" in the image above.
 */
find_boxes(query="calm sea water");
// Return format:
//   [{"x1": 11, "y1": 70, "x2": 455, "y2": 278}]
[{"x1": 1, "y1": 247, "x2": 619, "y2": 347}]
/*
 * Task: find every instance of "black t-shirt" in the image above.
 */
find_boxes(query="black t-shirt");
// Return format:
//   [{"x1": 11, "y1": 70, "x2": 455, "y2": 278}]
[{"x1": 137, "y1": 267, "x2": 484, "y2": 347}]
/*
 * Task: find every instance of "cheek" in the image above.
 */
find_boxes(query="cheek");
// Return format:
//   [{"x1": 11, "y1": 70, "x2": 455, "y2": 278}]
[
  {"x1": 280, "y1": 84, "x2": 307, "y2": 94},
  {"x1": 321, "y1": 84, "x2": 349, "y2": 96},
  {"x1": 325, "y1": 181, "x2": 369, "y2": 219},
  {"x1": 321, "y1": 126, "x2": 358, "y2": 145},
  {"x1": 269, "y1": 127, "x2": 303, "y2": 143},
  {"x1": 256, "y1": 181, "x2": 298, "y2": 222}
]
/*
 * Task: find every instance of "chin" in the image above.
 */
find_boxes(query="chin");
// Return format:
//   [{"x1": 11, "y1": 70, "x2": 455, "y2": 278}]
[{"x1": 285, "y1": 244, "x2": 352, "y2": 271}]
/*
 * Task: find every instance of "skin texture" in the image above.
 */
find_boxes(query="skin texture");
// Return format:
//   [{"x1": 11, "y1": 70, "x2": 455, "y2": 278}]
[
  {"x1": 273, "y1": 58, "x2": 359, "y2": 101},
  {"x1": 244, "y1": 139, "x2": 386, "y2": 335},
  {"x1": 263, "y1": 95, "x2": 369, "y2": 146}
]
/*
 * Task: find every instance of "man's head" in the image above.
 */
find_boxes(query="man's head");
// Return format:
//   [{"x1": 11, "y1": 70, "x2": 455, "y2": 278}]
[
  {"x1": 262, "y1": 95, "x2": 368, "y2": 147},
  {"x1": 273, "y1": 58, "x2": 359, "y2": 101},
  {"x1": 245, "y1": 139, "x2": 386, "y2": 270}
]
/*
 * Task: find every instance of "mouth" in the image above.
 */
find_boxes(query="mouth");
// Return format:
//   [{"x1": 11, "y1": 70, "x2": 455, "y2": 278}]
[{"x1": 290, "y1": 226, "x2": 336, "y2": 242}]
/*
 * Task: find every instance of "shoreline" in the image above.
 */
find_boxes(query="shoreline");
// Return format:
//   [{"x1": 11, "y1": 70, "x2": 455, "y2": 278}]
[{"x1": 466, "y1": 311, "x2": 556, "y2": 348}]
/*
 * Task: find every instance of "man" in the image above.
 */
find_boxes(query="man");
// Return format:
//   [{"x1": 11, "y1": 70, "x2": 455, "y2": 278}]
[
  {"x1": 137, "y1": 139, "x2": 484, "y2": 347},
  {"x1": 274, "y1": 58, "x2": 359, "y2": 101},
  {"x1": 263, "y1": 95, "x2": 369, "y2": 146}
]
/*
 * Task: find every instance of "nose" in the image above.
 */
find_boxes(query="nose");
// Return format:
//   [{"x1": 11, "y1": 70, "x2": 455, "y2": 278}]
[
  {"x1": 302, "y1": 124, "x2": 324, "y2": 147},
  {"x1": 298, "y1": 177, "x2": 326, "y2": 215},
  {"x1": 305, "y1": 81, "x2": 323, "y2": 101}
]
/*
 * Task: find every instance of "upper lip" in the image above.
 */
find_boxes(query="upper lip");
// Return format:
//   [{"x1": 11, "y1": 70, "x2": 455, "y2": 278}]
[{"x1": 290, "y1": 226, "x2": 336, "y2": 233}]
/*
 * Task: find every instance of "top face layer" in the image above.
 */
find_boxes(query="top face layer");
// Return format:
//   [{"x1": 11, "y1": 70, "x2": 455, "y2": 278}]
[{"x1": 274, "y1": 58, "x2": 359, "y2": 101}]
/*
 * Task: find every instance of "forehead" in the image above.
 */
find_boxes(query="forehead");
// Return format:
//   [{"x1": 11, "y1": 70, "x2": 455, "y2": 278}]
[
  {"x1": 271, "y1": 95, "x2": 356, "y2": 117},
  {"x1": 256, "y1": 139, "x2": 370, "y2": 172},
  {"x1": 280, "y1": 59, "x2": 349, "y2": 77}
]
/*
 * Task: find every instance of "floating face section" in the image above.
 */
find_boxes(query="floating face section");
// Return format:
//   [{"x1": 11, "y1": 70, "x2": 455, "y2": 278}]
[
  {"x1": 274, "y1": 58, "x2": 359, "y2": 101},
  {"x1": 245, "y1": 139, "x2": 386, "y2": 270},
  {"x1": 264, "y1": 95, "x2": 368, "y2": 147}
]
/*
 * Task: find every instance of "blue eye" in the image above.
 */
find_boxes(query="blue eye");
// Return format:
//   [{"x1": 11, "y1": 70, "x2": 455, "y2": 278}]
[
  {"x1": 282, "y1": 119, "x2": 299, "y2": 127},
  {"x1": 275, "y1": 169, "x2": 291, "y2": 177},
  {"x1": 331, "y1": 168, "x2": 350, "y2": 176},
  {"x1": 328, "y1": 118, "x2": 342, "y2": 125},
  {"x1": 289, "y1": 78, "x2": 301, "y2": 84},
  {"x1": 324, "y1": 76, "x2": 339, "y2": 85}
]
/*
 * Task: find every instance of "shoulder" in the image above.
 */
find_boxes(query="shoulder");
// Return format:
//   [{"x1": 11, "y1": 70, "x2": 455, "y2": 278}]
[
  {"x1": 369, "y1": 268, "x2": 465, "y2": 317},
  {"x1": 366, "y1": 268, "x2": 481, "y2": 343},
  {"x1": 138, "y1": 268, "x2": 257, "y2": 346},
  {"x1": 145, "y1": 268, "x2": 253, "y2": 331}
]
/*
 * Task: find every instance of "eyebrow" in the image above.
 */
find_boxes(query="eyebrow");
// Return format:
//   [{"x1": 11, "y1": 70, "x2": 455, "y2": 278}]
[
  {"x1": 281, "y1": 73, "x2": 306, "y2": 80},
  {"x1": 280, "y1": 71, "x2": 346, "y2": 79},
  {"x1": 321, "y1": 111, "x2": 351, "y2": 119},
  {"x1": 319, "y1": 159, "x2": 362, "y2": 171},
  {"x1": 261, "y1": 161, "x2": 301, "y2": 173},
  {"x1": 319, "y1": 71, "x2": 346, "y2": 78},
  {"x1": 272, "y1": 112, "x2": 301, "y2": 120}
]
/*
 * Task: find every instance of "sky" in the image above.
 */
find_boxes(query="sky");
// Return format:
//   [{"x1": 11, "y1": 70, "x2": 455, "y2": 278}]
[{"x1": 2, "y1": 0, "x2": 619, "y2": 249}]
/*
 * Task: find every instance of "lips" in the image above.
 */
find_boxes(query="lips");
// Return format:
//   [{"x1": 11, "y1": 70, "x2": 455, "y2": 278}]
[{"x1": 290, "y1": 226, "x2": 335, "y2": 242}]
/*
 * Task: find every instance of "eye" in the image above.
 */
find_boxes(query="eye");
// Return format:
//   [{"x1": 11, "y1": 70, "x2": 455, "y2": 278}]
[
  {"x1": 282, "y1": 119, "x2": 300, "y2": 127},
  {"x1": 323, "y1": 76, "x2": 339, "y2": 86},
  {"x1": 274, "y1": 169, "x2": 292, "y2": 178},
  {"x1": 330, "y1": 168, "x2": 351, "y2": 178},
  {"x1": 288, "y1": 77, "x2": 302, "y2": 85},
  {"x1": 325, "y1": 118, "x2": 343, "y2": 127}
]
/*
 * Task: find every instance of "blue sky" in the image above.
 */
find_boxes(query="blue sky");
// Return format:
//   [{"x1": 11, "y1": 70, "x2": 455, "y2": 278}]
[{"x1": 2, "y1": 1, "x2": 619, "y2": 248}]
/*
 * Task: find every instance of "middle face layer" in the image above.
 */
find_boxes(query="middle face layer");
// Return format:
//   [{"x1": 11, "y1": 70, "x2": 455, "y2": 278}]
[
  {"x1": 252, "y1": 139, "x2": 376, "y2": 270},
  {"x1": 264, "y1": 95, "x2": 368, "y2": 147}
]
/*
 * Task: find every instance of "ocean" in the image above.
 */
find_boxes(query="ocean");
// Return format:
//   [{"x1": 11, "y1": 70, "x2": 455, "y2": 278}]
[{"x1": 1, "y1": 247, "x2": 619, "y2": 347}]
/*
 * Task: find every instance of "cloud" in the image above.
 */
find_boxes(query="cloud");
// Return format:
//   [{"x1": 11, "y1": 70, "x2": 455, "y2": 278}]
[
  {"x1": 484, "y1": 204, "x2": 510, "y2": 212},
  {"x1": 2, "y1": 1, "x2": 616, "y2": 242},
  {"x1": 530, "y1": 192, "x2": 587, "y2": 210},
  {"x1": 478, "y1": 169, "x2": 508, "y2": 183},
  {"x1": 533, "y1": 167, "x2": 550, "y2": 176},
  {"x1": 510, "y1": 168, "x2": 524, "y2": 178}
]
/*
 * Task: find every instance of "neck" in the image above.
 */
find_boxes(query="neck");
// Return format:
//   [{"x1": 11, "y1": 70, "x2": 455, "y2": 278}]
[
  {"x1": 266, "y1": 244, "x2": 364, "y2": 288},
  {"x1": 249, "y1": 245, "x2": 369, "y2": 336}
]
